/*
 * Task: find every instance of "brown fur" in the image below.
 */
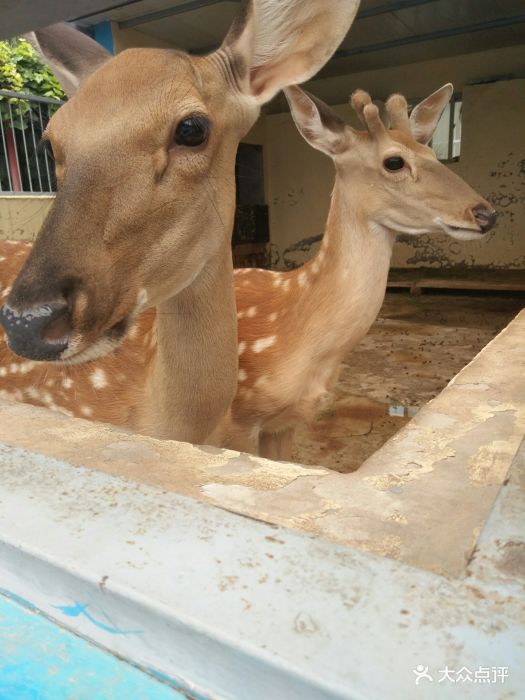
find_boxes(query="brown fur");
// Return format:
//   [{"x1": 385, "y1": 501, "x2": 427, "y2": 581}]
[
  {"x1": 0, "y1": 87, "x2": 495, "y2": 459},
  {"x1": 1, "y1": 1, "x2": 361, "y2": 444}
]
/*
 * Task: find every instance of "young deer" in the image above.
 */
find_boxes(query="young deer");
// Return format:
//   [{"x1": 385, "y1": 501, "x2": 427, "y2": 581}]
[
  {"x1": 0, "y1": 1, "x2": 360, "y2": 444},
  {"x1": 224, "y1": 84, "x2": 497, "y2": 458},
  {"x1": 0, "y1": 85, "x2": 496, "y2": 463}
]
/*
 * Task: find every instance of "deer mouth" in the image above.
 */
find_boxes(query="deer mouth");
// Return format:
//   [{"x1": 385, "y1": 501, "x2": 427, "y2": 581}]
[
  {"x1": 55, "y1": 290, "x2": 149, "y2": 365},
  {"x1": 54, "y1": 319, "x2": 128, "y2": 365},
  {"x1": 435, "y1": 218, "x2": 485, "y2": 241}
]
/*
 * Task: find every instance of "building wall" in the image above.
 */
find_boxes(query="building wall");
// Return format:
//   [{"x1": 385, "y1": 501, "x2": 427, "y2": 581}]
[
  {"x1": 0, "y1": 195, "x2": 53, "y2": 242},
  {"x1": 264, "y1": 46, "x2": 525, "y2": 270},
  {"x1": 111, "y1": 23, "x2": 178, "y2": 52}
]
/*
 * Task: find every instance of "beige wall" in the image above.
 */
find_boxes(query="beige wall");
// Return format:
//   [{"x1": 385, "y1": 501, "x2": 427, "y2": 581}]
[
  {"x1": 264, "y1": 46, "x2": 525, "y2": 270},
  {"x1": 111, "y1": 23, "x2": 178, "y2": 52},
  {"x1": 0, "y1": 196, "x2": 53, "y2": 242}
]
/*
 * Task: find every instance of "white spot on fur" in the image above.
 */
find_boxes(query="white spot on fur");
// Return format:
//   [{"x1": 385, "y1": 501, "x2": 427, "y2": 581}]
[
  {"x1": 312, "y1": 260, "x2": 320, "y2": 274},
  {"x1": 238, "y1": 369, "x2": 247, "y2": 382},
  {"x1": 90, "y1": 367, "x2": 107, "y2": 389},
  {"x1": 252, "y1": 336, "x2": 276, "y2": 353},
  {"x1": 0, "y1": 367, "x2": 6, "y2": 377},
  {"x1": 25, "y1": 387, "x2": 41, "y2": 401},
  {"x1": 19, "y1": 361, "x2": 35, "y2": 374},
  {"x1": 9, "y1": 363, "x2": 19, "y2": 374},
  {"x1": 273, "y1": 277, "x2": 282, "y2": 288},
  {"x1": 298, "y1": 271, "x2": 308, "y2": 288},
  {"x1": 62, "y1": 377, "x2": 73, "y2": 389},
  {"x1": 246, "y1": 306, "x2": 257, "y2": 318},
  {"x1": 238, "y1": 341, "x2": 246, "y2": 356},
  {"x1": 282, "y1": 279, "x2": 291, "y2": 292},
  {"x1": 268, "y1": 312, "x2": 278, "y2": 322},
  {"x1": 237, "y1": 311, "x2": 245, "y2": 320},
  {"x1": 81, "y1": 406, "x2": 94, "y2": 417}
]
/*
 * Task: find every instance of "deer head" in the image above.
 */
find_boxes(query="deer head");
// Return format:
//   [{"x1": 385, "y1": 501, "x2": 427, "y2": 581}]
[
  {"x1": 0, "y1": 0, "x2": 360, "y2": 363},
  {"x1": 285, "y1": 84, "x2": 496, "y2": 241}
]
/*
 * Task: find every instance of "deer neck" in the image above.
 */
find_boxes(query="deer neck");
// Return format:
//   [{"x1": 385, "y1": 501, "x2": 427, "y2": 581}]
[
  {"x1": 299, "y1": 176, "x2": 396, "y2": 358},
  {"x1": 141, "y1": 244, "x2": 237, "y2": 444}
]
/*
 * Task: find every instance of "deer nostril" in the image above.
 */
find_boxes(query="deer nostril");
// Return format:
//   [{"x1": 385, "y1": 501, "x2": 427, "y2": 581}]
[
  {"x1": 472, "y1": 206, "x2": 497, "y2": 234},
  {"x1": 0, "y1": 301, "x2": 72, "y2": 361}
]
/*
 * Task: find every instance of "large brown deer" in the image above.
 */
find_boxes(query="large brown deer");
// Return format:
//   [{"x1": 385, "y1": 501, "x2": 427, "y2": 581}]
[
  {"x1": 0, "y1": 84, "x2": 496, "y2": 462},
  {"x1": 0, "y1": 1, "x2": 361, "y2": 444}
]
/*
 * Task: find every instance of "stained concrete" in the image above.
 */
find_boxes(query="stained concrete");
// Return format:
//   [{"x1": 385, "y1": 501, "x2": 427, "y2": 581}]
[
  {"x1": 0, "y1": 305, "x2": 524, "y2": 577},
  {"x1": 295, "y1": 292, "x2": 525, "y2": 472}
]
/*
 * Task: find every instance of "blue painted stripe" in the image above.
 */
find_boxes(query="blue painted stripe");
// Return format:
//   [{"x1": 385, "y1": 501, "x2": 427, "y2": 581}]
[
  {"x1": 0, "y1": 593, "x2": 189, "y2": 699},
  {"x1": 94, "y1": 21, "x2": 115, "y2": 54}
]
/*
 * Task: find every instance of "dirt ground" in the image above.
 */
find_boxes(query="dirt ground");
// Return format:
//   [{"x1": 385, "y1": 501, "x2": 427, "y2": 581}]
[{"x1": 293, "y1": 292, "x2": 525, "y2": 473}]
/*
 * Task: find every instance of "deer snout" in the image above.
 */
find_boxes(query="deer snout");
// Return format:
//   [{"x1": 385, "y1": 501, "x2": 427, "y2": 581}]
[
  {"x1": 0, "y1": 300, "x2": 72, "y2": 361},
  {"x1": 472, "y1": 205, "x2": 497, "y2": 234}
]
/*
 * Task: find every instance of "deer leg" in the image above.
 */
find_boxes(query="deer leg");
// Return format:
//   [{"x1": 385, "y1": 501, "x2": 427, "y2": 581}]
[
  {"x1": 217, "y1": 416, "x2": 259, "y2": 456},
  {"x1": 259, "y1": 428, "x2": 295, "y2": 462}
]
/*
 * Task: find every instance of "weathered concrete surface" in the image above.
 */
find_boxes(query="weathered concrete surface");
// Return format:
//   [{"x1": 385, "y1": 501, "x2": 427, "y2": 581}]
[
  {"x1": 0, "y1": 195, "x2": 53, "y2": 242},
  {"x1": 0, "y1": 441, "x2": 523, "y2": 700},
  {"x1": 295, "y1": 293, "x2": 524, "y2": 471},
  {"x1": 0, "y1": 441, "x2": 522, "y2": 700},
  {"x1": 0, "y1": 308, "x2": 524, "y2": 578}
]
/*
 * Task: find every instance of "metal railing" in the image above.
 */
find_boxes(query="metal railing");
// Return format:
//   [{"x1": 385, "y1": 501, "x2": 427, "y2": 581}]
[{"x1": 0, "y1": 89, "x2": 64, "y2": 194}]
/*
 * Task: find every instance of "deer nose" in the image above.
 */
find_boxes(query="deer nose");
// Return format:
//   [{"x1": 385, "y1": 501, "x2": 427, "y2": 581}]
[
  {"x1": 0, "y1": 301, "x2": 72, "y2": 361},
  {"x1": 472, "y1": 206, "x2": 497, "y2": 233}
]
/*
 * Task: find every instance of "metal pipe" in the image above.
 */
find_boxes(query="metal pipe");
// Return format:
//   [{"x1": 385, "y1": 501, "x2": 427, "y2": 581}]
[
  {"x1": 356, "y1": 0, "x2": 439, "y2": 20},
  {"x1": 334, "y1": 14, "x2": 525, "y2": 59},
  {"x1": 72, "y1": 0, "x2": 144, "y2": 22},
  {"x1": 119, "y1": 0, "x2": 438, "y2": 31},
  {"x1": 17, "y1": 102, "x2": 33, "y2": 193},
  {"x1": 0, "y1": 90, "x2": 64, "y2": 106},
  {"x1": 118, "y1": 0, "x2": 234, "y2": 29}
]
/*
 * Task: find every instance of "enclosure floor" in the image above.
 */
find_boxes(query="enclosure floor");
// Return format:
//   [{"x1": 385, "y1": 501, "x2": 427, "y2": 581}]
[{"x1": 293, "y1": 292, "x2": 525, "y2": 473}]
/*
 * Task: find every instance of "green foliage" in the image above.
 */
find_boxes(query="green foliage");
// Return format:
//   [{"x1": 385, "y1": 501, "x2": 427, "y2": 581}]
[{"x1": 0, "y1": 37, "x2": 65, "y2": 128}]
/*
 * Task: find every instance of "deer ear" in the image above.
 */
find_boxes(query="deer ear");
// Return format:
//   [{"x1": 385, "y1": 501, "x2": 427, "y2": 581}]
[
  {"x1": 26, "y1": 23, "x2": 111, "y2": 97},
  {"x1": 222, "y1": 0, "x2": 360, "y2": 105},
  {"x1": 409, "y1": 83, "x2": 454, "y2": 145},
  {"x1": 285, "y1": 86, "x2": 348, "y2": 156}
]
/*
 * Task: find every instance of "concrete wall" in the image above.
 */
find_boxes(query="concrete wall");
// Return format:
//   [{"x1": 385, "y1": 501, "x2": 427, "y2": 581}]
[
  {"x1": 264, "y1": 45, "x2": 525, "y2": 270},
  {"x1": 0, "y1": 195, "x2": 53, "y2": 242}
]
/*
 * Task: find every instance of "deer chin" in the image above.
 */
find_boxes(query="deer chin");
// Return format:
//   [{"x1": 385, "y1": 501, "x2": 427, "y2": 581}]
[
  {"x1": 56, "y1": 325, "x2": 128, "y2": 366},
  {"x1": 434, "y1": 217, "x2": 485, "y2": 241}
]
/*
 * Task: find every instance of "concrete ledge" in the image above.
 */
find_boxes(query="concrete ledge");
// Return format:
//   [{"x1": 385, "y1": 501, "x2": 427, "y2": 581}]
[
  {"x1": 1, "y1": 309, "x2": 524, "y2": 577},
  {"x1": 0, "y1": 440, "x2": 523, "y2": 699},
  {"x1": 0, "y1": 311, "x2": 524, "y2": 697}
]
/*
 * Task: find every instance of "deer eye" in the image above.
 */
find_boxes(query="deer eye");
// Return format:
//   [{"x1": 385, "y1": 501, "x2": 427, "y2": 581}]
[
  {"x1": 174, "y1": 116, "x2": 210, "y2": 147},
  {"x1": 383, "y1": 156, "x2": 405, "y2": 172}
]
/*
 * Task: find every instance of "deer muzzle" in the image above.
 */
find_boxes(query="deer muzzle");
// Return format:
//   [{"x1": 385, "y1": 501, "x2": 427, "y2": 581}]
[{"x1": 0, "y1": 300, "x2": 72, "y2": 361}]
